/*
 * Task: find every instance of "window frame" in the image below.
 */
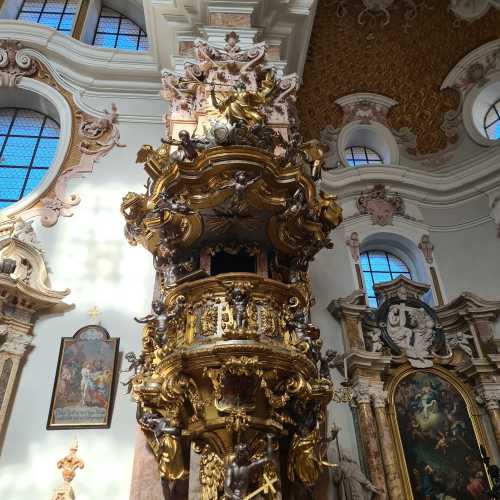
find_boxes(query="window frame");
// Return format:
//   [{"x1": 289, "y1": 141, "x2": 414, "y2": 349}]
[
  {"x1": 360, "y1": 249, "x2": 412, "y2": 307},
  {"x1": 92, "y1": 5, "x2": 148, "y2": 52},
  {"x1": 0, "y1": 107, "x2": 60, "y2": 208},
  {"x1": 345, "y1": 145, "x2": 384, "y2": 167},
  {"x1": 0, "y1": 79, "x2": 72, "y2": 217},
  {"x1": 483, "y1": 99, "x2": 500, "y2": 140},
  {"x1": 16, "y1": 0, "x2": 81, "y2": 34}
]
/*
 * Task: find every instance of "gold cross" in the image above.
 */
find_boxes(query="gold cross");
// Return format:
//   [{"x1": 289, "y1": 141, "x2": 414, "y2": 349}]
[
  {"x1": 88, "y1": 306, "x2": 102, "y2": 323},
  {"x1": 244, "y1": 473, "x2": 278, "y2": 499}
]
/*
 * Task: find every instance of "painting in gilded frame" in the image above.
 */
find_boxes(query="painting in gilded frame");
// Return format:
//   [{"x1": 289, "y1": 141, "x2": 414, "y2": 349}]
[
  {"x1": 47, "y1": 324, "x2": 119, "y2": 429},
  {"x1": 393, "y1": 370, "x2": 489, "y2": 500}
]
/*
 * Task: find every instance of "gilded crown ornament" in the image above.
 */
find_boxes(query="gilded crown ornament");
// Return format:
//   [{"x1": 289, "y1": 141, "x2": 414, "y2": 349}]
[{"x1": 121, "y1": 33, "x2": 347, "y2": 499}]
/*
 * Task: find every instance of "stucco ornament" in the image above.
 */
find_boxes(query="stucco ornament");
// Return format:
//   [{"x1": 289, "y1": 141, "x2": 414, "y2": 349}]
[
  {"x1": 356, "y1": 184, "x2": 404, "y2": 225},
  {"x1": 449, "y1": 0, "x2": 500, "y2": 21},
  {"x1": 448, "y1": 331, "x2": 474, "y2": 357},
  {"x1": 0, "y1": 40, "x2": 36, "y2": 87},
  {"x1": 0, "y1": 329, "x2": 32, "y2": 356},
  {"x1": 418, "y1": 234, "x2": 434, "y2": 264},
  {"x1": 335, "y1": 0, "x2": 429, "y2": 32},
  {"x1": 22, "y1": 103, "x2": 124, "y2": 227},
  {"x1": 377, "y1": 298, "x2": 446, "y2": 368},
  {"x1": 346, "y1": 232, "x2": 361, "y2": 262},
  {"x1": 11, "y1": 218, "x2": 43, "y2": 252}
]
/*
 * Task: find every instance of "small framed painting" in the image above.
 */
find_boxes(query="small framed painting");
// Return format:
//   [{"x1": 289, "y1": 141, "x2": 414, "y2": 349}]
[{"x1": 47, "y1": 324, "x2": 120, "y2": 429}]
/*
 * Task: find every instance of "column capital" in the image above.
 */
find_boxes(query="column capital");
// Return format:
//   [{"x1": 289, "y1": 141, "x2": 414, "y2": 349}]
[
  {"x1": 475, "y1": 384, "x2": 500, "y2": 411},
  {"x1": 370, "y1": 387, "x2": 388, "y2": 408},
  {"x1": 0, "y1": 328, "x2": 32, "y2": 356},
  {"x1": 352, "y1": 381, "x2": 372, "y2": 405}
]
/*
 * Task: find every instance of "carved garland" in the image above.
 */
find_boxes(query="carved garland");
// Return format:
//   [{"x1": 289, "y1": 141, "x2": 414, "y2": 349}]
[{"x1": 0, "y1": 40, "x2": 124, "y2": 228}]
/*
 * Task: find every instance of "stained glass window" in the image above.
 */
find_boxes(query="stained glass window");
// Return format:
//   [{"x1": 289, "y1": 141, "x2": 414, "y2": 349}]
[
  {"x1": 93, "y1": 7, "x2": 149, "y2": 51},
  {"x1": 17, "y1": 0, "x2": 80, "y2": 33},
  {"x1": 360, "y1": 251, "x2": 412, "y2": 308},
  {"x1": 484, "y1": 100, "x2": 500, "y2": 140},
  {"x1": 345, "y1": 146, "x2": 383, "y2": 167},
  {"x1": 0, "y1": 108, "x2": 60, "y2": 209}
]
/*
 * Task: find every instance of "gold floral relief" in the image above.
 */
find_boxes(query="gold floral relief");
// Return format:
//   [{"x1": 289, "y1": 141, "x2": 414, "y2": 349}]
[{"x1": 298, "y1": 0, "x2": 500, "y2": 155}]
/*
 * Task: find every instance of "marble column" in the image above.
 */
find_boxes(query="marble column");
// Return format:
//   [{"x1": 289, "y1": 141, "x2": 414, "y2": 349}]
[
  {"x1": 354, "y1": 383, "x2": 387, "y2": 499},
  {"x1": 129, "y1": 428, "x2": 165, "y2": 500},
  {"x1": 371, "y1": 390, "x2": 404, "y2": 500},
  {"x1": 0, "y1": 326, "x2": 32, "y2": 446},
  {"x1": 480, "y1": 391, "x2": 500, "y2": 451}
]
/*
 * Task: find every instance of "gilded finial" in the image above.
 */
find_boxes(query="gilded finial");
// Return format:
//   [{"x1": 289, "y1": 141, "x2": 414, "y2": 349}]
[{"x1": 51, "y1": 439, "x2": 84, "y2": 500}]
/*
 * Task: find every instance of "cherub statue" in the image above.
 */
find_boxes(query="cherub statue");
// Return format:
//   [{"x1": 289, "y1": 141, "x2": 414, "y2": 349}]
[
  {"x1": 220, "y1": 170, "x2": 261, "y2": 211},
  {"x1": 318, "y1": 349, "x2": 338, "y2": 381},
  {"x1": 120, "y1": 351, "x2": 145, "y2": 394},
  {"x1": 80, "y1": 103, "x2": 117, "y2": 138},
  {"x1": 448, "y1": 331, "x2": 474, "y2": 357},
  {"x1": 135, "y1": 300, "x2": 170, "y2": 334},
  {"x1": 161, "y1": 130, "x2": 208, "y2": 162},
  {"x1": 282, "y1": 188, "x2": 307, "y2": 220},
  {"x1": 333, "y1": 449, "x2": 384, "y2": 500},
  {"x1": 224, "y1": 434, "x2": 274, "y2": 500},
  {"x1": 224, "y1": 31, "x2": 241, "y2": 57},
  {"x1": 226, "y1": 286, "x2": 250, "y2": 330},
  {"x1": 154, "y1": 192, "x2": 193, "y2": 215},
  {"x1": 134, "y1": 297, "x2": 186, "y2": 342},
  {"x1": 366, "y1": 328, "x2": 384, "y2": 353},
  {"x1": 288, "y1": 310, "x2": 310, "y2": 338}
]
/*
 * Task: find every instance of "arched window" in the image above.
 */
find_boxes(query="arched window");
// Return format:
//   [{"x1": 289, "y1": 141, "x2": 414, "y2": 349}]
[
  {"x1": 360, "y1": 250, "x2": 412, "y2": 307},
  {"x1": 17, "y1": 0, "x2": 79, "y2": 33},
  {"x1": 345, "y1": 146, "x2": 383, "y2": 167},
  {"x1": 93, "y1": 7, "x2": 149, "y2": 51},
  {"x1": 484, "y1": 100, "x2": 500, "y2": 140},
  {"x1": 0, "y1": 108, "x2": 60, "y2": 209}
]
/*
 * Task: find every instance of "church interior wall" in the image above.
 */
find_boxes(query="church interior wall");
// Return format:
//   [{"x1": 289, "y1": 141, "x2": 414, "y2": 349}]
[{"x1": 0, "y1": 115, "x2": 161, "y2": 500}]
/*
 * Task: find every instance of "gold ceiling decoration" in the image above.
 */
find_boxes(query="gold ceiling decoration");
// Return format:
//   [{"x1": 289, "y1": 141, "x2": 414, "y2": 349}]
[{"x1": 298, "y1": 0, "x2": 500, "y2": 155}]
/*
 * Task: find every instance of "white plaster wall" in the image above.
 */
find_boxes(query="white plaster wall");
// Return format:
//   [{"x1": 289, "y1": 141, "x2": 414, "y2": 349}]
[
  {"x1": 430, "y1": 220, "x2": 500, "y2": 300},
  {"x1": 0, "y1": 111, "x2": 162, "y2": 500}
]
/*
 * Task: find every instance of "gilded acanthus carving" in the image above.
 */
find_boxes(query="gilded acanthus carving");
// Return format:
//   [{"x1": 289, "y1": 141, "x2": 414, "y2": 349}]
[
  {"x1": 0, "y1": 40, "x2": 36, "y2": 87},
  {"x1": 356, "y1": 184, "x2": 405, "y2": 225}
]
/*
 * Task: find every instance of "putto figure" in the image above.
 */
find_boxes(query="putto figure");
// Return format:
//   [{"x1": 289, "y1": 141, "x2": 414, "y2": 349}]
[
  {"x1": 224, "y1": 434, "x2": 274, "y2": 500},
  {"x1": 161, "y1": 129, "x2": 208, "y2": 162}
]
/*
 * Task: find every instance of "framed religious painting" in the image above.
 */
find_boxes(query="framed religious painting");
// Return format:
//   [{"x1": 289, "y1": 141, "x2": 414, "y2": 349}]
[
  {"x1": 389, "y1": 367, "x2": 491, "y2": 500},
  {"x1": 47, "y1": 324, "x2": 120, "y2": 429}
]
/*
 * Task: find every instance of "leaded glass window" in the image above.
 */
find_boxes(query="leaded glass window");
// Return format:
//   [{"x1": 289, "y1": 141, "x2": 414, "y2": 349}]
[
  {"x1": 484, "y1": 100, "x2": 500, "y2": 140},
  {"x1": 93, "y1": 7, "x2": 149, "y2": 51},
  {"x1": 345, "y1": 146, "x2": 383, "y2": 167},
  {"x1": 360, "y1": 251, "x2": 412, "y2": 308},
  {"x1": 17, "y1": 0, "x2": 80, "y2": 33},
  {"x1": 0, "y1": 108, "x2": 60, "y2": 209}
]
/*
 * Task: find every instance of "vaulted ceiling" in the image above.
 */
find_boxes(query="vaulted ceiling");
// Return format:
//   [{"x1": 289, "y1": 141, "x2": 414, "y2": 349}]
[{"x1": 298, "y1": 0, "x2": 500, "y2": 155}]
